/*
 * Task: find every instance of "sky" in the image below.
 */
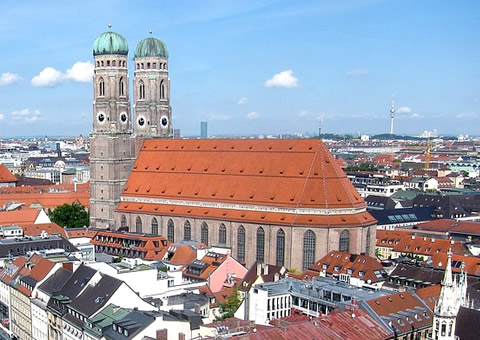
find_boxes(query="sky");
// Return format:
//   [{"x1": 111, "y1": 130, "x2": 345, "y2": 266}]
[{"x1": 0, "y1": 0, "x2": 479, "y2": 137}]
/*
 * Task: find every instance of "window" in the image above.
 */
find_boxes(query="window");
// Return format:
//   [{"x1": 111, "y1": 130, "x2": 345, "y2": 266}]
[
  {"x1": 256, "y1": 227, "x2": 265, "y2": 262},
  {"x1": 119, "y1": 77, "x2": 125, "y2": 96},
  {"x1": 120, "y1": 215, "x2": 127, "y2": 229},
  {"x1": 184, "y1": 220, "x2": 191, "y2": 241},
  {"x1": 366, "y1": 228, "x2": 371, "y2": 254},
  {"x1": 139, "y1": 80, "x2": 145, "y2": 100},
  {"x1": 99, "y1": 78, "x2": 105, "y2": 96},
  {"x1": 160, "y1": 81, "x2": 165, "y2": 99},
  {"x1": 303, "y1": 230, "x2": 316, "y2": 270},
  {"x1": 135, "y1": 217, "x2": 142, "y2": 233},
  {"x1": 167, "y1": 219, "x2": 175, "y2": 242},
  {"x1": 219, "y1": 224, "x2": 227, "y2": 244},
  {"x1": 201, "y1": 222, "x2": 208, "y2": 245},
  {"x1": 276, "y1": 229, "x2": 285, "y2": 266},
  {"x1": 339, "y1": 230, "x2": 350, "y2": 252},
  {"x1": 151, "y1": 218, "x2": 158, "y2": 235},
  {"x1": 237, "y1": 226, "x2": 246, "y2": 262}
]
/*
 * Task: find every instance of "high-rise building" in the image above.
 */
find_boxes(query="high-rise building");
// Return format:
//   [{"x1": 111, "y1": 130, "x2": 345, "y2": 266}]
[{"x1": 200, "y1": 121, "x2": 208, "y2": 138}]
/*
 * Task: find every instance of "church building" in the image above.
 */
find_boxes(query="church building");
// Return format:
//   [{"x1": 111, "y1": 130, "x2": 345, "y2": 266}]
[{"x1": 89, "y1": 28, "x2": 376, "y2": 270}]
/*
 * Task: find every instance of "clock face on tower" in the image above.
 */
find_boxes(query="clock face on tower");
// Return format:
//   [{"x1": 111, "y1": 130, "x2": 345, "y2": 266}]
[
  {"x1": 137, "y1": 115, "x2": 146, "y2": 128},
  {"x1": 97, "y1": 111, "x2": 106, "y2": 124},
  {"x1": 160, "y1": 115, "x2": 169, "y2": 128},
  {"x1": 120, "y1": 112, "x2": 128, "y2": 124}
]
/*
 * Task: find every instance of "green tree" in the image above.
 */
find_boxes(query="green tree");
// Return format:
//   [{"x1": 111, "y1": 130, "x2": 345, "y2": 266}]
[
  {"x1": 217, "y1": 288, "x2": 242, "y2": 321},
  {"x1": 48, "y1": 203, "x2": 89, "y2": 228}
]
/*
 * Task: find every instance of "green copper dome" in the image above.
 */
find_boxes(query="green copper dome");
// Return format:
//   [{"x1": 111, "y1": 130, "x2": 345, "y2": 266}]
[
  {"x1": 134, "y1": 37, "x2": 168, "y2": 58},
  {"x1": 93, "y1": 31, "x2": 129, "y2": 56}
]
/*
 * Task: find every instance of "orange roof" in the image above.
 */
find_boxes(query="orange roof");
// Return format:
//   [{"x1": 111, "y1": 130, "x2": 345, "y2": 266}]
[
  {"x1": 417, "y1": 219, "x2": 480, "y2": 236},
  {"x1": 18, "y1": 222, "x2": 67, "y2": 238},
  {"x1": 0, "y1": 257, "x2": 28, "y2": 284},
  {"x1": 65, "y1": 228, "x2": 98, "y2": 239},
  {"x1": 0, "y1": 208, "x2": 42, "y2": 225},
  {"x1": 184, "y1": 252, "x2": 229, "y2": 281},
  {"x1": 392, "y1": 234, "x2": 467, "y2": 257},
  {"x1": 367, "y1": 291, "x2": 433, "y2": 335},
  {"x1": 0, "y1": 192, "x2": 90, "y2": 210},
  {"x1": 430, "y1": 253, "x2": 480, "y2": 276},
  {"x1": 308, "y1": 250, "x2": 386, "y2": 283},
  {"x1": 376, "y1": 229, "x2": 411, "y2": 247},
  {"x1": 415, "y1": 284, "x2": 441, "y2": 310},
  {"x1": 119, "y1": 139, "x2": 373, "y2": 228},
  {"x1": 91, "y1": 230, "x2": 169, "y2": 261},
  {"x1": 0, "y1": 165, "x2": 17, "y2": 183},
  {"x1": 165, "y1": 243, "x2": 207, "y2": 266},
  {"x1": 16, "y1": 254, "x2": 55, "y2": 296}
]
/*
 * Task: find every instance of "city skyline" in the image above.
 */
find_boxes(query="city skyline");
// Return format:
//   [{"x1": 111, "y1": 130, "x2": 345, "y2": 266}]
[{"x1": 0, "y1": 0, "x2": 479, "y2": 137}]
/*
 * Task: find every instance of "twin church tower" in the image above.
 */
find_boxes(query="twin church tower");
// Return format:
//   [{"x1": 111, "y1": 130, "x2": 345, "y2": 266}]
[{"x1": 90, "y1": 27, "x2": 172, "y2": 228}]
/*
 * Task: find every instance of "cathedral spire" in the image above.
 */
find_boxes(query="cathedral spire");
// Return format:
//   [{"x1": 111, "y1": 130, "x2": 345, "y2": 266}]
[{"x1": 442, "y1": 248, "x2": 454, "y2": 287}]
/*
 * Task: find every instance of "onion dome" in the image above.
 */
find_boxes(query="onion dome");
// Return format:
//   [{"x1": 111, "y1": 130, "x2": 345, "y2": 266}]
[
  {"x1": 93, "y1": 27, "x2": 128, "y2": 56},
  {"x1": 134, "y1": 31, "x2": 168, "y2": 58}
]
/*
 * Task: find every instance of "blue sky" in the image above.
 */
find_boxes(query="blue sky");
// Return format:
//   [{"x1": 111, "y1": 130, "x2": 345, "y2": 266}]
[{"x1": 0, "y1": 0, "x2": 479, "y2": 137}]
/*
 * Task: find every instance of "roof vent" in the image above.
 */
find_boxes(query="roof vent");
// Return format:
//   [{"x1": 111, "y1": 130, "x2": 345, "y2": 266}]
[
  {"x1": 280, "y1": 169, "x2": 285, "y2": 174},
  {"x1": 171, "y1": 165, "x2": 176, "y2": 170},
  {"x1": 299, "y1": 169, "x2": 304, "y2": 175},
  {"x1": 250, "y1": 192, "x2": 255, "y2": 199}
]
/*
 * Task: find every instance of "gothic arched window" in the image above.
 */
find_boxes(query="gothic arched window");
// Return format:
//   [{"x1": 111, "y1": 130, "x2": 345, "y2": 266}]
[
  {"x1": 135, "y1": 216, "x2": 142, "y2": 233},
  {"x1": 120, "y1": 215, "x2": 127, "y2": 229},
  {"x1": 237, "y1": 226, "x2": 245, "y2": 262},
  {"x1": 201, "y1": 222, "x2": 208, "y2": 245},
  {"x1": 99, "y1": 78, "x2": 105, "y2": 97},
  {"x1": 139, "y1": 81, "x2": 145, "y2": 100},
  {"x1": 184, "y1": 220, "x2": 191, "y2": 241},
  {"x1": 151, "y1": 218, "x2": 158, "y2": 235},
  {"x1": 339, "y1": 230, "x2": 350, "y2": 253},
  {"x1": 167, "y1": 219, "x2": 174, "y2": 243},
  {"x1": 256, "y1": 227, "x2": 265, "y2": 263},
  {"x1": 276, "y1": 229, "x2": 285, "y2": 266},
  {"x1": 119, "y1": 77, "x2": 125, "y2": 96},
  {"x1": 303, "y1": 230, "x2": 316, "y2": 270},
  {"x1": 219, "y1": 224, "x2": 226, "y2": 245},
  {"x1": 365, "y1": 228, "x2": 371, "y2": 255},
  {"x1": 160, "y1": 80, "x2": 165, "y2": 99}
]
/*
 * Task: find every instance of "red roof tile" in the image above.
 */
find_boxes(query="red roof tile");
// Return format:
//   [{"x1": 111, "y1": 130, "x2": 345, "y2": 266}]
[
  {"x1": 0, "y1": 208, "x2": 42, "y2": 225},
  {"x1": 0, "y1": 165, "x2": 17, "y2": 183},
  {"x1": 430, "y1": 253, "x2": 480, "y2": 276},
  {"x1": 119, "y1": 139, "x2": 374, "y2": 228}
]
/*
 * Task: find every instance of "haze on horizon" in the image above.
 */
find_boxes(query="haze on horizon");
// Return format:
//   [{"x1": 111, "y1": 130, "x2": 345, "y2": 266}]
[{"x1": 0, "y1": 0, "x2": 478, "y2": 138}]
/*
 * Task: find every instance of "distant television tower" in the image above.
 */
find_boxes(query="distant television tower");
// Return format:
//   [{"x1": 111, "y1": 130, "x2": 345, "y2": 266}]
[
  {"x1": 318, "y1": 118, "x2": 323, "y2": 138},
  {"x1": 390, "y1": 96, "x2": 395, "y2": 135}
]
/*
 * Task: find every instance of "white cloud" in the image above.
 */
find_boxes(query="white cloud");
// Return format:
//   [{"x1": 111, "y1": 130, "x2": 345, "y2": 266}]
[
  {"x1": 0, "y1": 113, "x2": 4, "y2": 120},
  {"x1": 264, "y1": 70, "x2": 298, "y2": 88},
  {"x1": 209, "y1": 113, "x2": 232, "y2": 121},
  {"x1": 11, "y1": 109, "x2": 43, "y2": 124},
  {"x1": 298, "y1": 110, "x2": 311, "y2": 117},
  {"x1": 237, "y1": 97, "x2": 248, "y2": 105},
  {"x1": 31, "y1": 67, "x2": 64, "y2": 87},
  {"x1": 346, "y1": 69, "x2": 368, "y2": 77},
  {"x1": 411, "y1": 113, "x2": 423, "y2": 118},
  {"x1": 0, "y1": 72, "x2": 22, "y2": 86},
  {"x1": 65, "y1": 61, "x2": 94, "y2": 83},
  {"x1": 246, "y1": 111, "x2": 260, "y2": 119},
  {"x1": 31, "y1": 61, "x2": 94, "y2": 87},
  {"x1": 397, "y1": 106, "x2": 412, "y2": 114},
  {"x1": 455, "y1": 112, "x2": 479, "y2": 119}
]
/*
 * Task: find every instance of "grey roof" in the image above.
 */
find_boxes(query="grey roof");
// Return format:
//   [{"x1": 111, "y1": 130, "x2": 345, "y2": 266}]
[
  {"x1": 369, "y1": 207, "x2": 436, "y2": 225},
  {"x1": 0, "y1": 235, "x2": 77, "y2": 258},
  {"x1": 69, "y1": 274, "x2": 123, "y2": 317},
  {"x1": 167, "y1": 292, "x2": 209, "y2": 310},
  {"x1": 255, "y1": 276, "x2": 390, "y2": 303},
  {"x1": 38, "y1": 267, "x2": 73, "y2": 295},
  {"x1": 103, "y1": 310, "x2": 154, "y2": 340},
  {"x1": 455, "y1": 307, "x2": 480, "y2": 340}
]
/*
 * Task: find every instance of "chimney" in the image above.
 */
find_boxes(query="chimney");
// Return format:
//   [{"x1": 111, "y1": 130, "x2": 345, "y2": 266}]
[
  {"x1": 274, "y1": 273, "x2": 280, "y2": 282},
  {"x1": 62, "y1": 262, "x2": 73, "y2": 272},
  {"x1": 156, "y1": 329, "x2": 168, "y2": 340},
  {"x1": 411, "y1": 235, "x2": 415, "y2": 240},
  {"x1": 263, "y1": 264, "x2": 269, "y2": 276},
  {"x1": 178, "y1": 333, "x2": 185, "y2": 340},
  {"x1": 256, "y1": 262, "x2": 261, "y2": 276}
]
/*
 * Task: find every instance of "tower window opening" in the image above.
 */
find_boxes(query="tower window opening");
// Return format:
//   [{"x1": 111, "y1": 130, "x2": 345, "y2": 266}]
[
  {"x1": 123, "y1": 61, "x2": 126, "y2": 67},
  {"x1": 160, "y1": 81, "x2": 165, "y2": 99},
  {"x1": 99, "y1": 78, "x2": 105, "y2": 97},
  {"x1": 97, "y1": 61, "x2": 100, "y2": 67},
  {"x1": 141, "y1": 63, "x2": 144, "y2": 69},
  {"x1": 112, "y1": 60, "x2": 116, "y2": 67},
  {"x1": 136, "y1": 63, "x2": 139, "y2": 70},
  {"x1": 119, "y1": 77, "x2": 125, "y2": 96},
  {"x1": 152, "y1": 62, "x2": 156, "y2": 69},
  {"x1": 147, "y1": 62, "x2": 151, "y2": 69},
  {"x1": 139, "y1": 81, "x2": 145, "y2": 100},
  {"x1": 107, "y1": 60, "x2": 110, "y2": 67},
  {"x1": 101, "y1": 61, "x2": 104, "y2": 67}
]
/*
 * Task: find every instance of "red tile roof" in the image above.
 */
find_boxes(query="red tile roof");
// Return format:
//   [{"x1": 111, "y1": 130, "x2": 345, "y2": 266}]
[
  {"x1": 417, "y1": 219, "x2": 480, "y2": 237},
  {"x1": 392, "y1": 234, "x2": 467, "y2": 257},
  {"x1": 0, "y1": 208, "x2": 42, "y2": 225},
  {"x1": 18, "y1": 222, "x2": 67, "y2": 238},
  {"x1": 0, "y1": 165, "x2": 17, "y2": 183},
  {"x1": 415, "y1": 284, "x2": 441, "y2": 310},
  {"x1": 91, "y1": 230, "x2": 169, "y2": 261},
  {"x1": 119, "y1": 139, "x2": 375, "y2": 228},
  {"x1": 367, "y1": 291, "x2": 433, "y2": 335},
  {"x1": 430, "y1": 253, "x2": 480, "y2": 276},
  {"x1": 308, "y1": 250, "x2": 386, "y2": 283}
]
